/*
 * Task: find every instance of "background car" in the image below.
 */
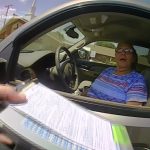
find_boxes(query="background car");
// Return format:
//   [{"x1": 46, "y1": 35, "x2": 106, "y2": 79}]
[{"x1": 0, "y1": 0, "x2": 150, "y2": 149}]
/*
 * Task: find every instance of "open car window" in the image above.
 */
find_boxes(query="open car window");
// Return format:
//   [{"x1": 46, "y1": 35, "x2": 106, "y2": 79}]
[{"x1": 16, "y1": 10, "x2": 150, "y2": 109}]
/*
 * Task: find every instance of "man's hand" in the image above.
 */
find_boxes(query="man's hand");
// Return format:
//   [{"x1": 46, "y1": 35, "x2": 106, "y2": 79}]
[
  {"x1": 0, "y1": 133, "x2": 13, "y2": 145},
  {"x1": 0, "y1": 84, "x2": 27, "y2": 104},
  {"x1": 0, "y1": 84, "x2": 27, "y2": 146}
]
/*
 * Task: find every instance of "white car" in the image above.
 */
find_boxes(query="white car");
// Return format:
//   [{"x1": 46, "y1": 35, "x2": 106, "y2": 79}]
[{"x1": 0, "y1": 0, "x2": 150, "y2": 149}]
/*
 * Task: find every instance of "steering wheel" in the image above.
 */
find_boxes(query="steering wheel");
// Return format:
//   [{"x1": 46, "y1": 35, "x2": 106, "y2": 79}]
[{"x1": 55, "y1": 47, "x2": 79, "y2": 92}]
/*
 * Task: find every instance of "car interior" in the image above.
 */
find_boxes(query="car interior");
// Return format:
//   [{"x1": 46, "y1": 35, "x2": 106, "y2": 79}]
[
  {"x1": 16, "y1": 12, "x2": 150, "y2": 100},
  {"x1": 10, "y1": 11, "x2": 150, "y2": 149}
]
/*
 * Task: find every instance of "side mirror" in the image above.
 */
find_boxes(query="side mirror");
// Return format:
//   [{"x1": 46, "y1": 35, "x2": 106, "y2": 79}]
[{"x1": 0, "y1": 58, "x2": 7, "y2": 83}]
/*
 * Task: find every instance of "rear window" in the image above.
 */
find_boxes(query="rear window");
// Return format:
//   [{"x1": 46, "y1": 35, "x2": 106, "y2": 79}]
[{"x1": 82, "y1": 41, "x2": 150, "y2": 67}]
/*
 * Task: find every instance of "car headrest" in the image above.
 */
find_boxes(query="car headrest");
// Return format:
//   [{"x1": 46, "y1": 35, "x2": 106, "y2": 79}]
[{"x1": 141, "y1": 69, "x2": 150, "y2": 97}]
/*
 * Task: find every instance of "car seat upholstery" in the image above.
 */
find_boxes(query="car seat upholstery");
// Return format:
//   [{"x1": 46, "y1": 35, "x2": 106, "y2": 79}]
[{"x1": 142, "y1": 69, "x2": 150, "y2": 106}]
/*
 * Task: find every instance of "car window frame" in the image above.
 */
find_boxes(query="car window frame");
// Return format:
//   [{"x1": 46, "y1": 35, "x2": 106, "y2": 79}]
[{"x1": 5, "y1": 1, "x2": 150, "y2": 117}]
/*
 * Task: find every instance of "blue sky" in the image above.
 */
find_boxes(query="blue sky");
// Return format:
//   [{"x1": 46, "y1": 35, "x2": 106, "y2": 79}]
[
  {"x1": 0, "y1": 0, "x2": 71, "y2": 16},
  {"x1": 0, "y1": 0, "x2": 71, "y2": 28}
]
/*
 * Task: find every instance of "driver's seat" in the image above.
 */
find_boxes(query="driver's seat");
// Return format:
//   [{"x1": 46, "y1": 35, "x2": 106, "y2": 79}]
[{"x1": 142, "y1": 69, "x2": 150, "y2": 106}]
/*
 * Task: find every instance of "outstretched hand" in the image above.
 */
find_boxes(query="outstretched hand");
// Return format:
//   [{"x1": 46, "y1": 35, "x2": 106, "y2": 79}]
[
  {"x1": 0, "y1": 84, "x2": 27, "y2": 104},
  {"x1": 0, "y1": 84, "x2": 27, "y2": 146}
]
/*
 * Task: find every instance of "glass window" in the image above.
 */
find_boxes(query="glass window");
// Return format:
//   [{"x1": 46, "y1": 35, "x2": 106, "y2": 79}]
[{"x1": 18, "y1": 22, "x2": 84, "y2": 67}]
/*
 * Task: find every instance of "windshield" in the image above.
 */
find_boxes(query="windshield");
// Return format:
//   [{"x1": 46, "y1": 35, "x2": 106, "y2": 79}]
[{"x1": 21, "y1": 22, "x2": 84, "y2": 53}]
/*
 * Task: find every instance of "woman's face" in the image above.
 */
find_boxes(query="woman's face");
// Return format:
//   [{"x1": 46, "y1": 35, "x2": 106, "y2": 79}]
[{"x1": 115, "y1": 43, "x2": 135, "y2": 70}]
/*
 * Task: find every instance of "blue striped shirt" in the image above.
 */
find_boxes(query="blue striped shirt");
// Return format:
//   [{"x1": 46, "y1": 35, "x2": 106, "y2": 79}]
[{"x1": 87, "y1": 67, "x2": 147, "y2": 103}]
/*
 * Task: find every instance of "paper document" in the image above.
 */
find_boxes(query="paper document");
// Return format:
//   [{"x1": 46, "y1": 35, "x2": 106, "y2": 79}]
[{"x1": 14, "y1": 83, "x2": 117, "y2": 150}]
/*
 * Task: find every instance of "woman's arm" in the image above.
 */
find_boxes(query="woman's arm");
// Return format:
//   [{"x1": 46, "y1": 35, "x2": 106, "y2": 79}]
[{"x1": 127, "y1": 101, "x2": 143, "y2": 106}]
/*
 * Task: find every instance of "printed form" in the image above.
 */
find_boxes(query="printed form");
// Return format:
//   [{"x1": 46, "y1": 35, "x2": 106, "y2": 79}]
[{"x1": 14, "y1": 83, "x2": 117, "y2": 150}]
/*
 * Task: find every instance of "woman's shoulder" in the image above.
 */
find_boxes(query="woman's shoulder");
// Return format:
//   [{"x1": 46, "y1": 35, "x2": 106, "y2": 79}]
[{"x1": 130, "y1": 70, "x2": 145, "y2": 81}]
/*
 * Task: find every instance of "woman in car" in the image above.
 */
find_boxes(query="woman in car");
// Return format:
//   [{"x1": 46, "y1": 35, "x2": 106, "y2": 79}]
[{"x1": 87, "y1": 41, "x2": 147, "y2": 106}]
